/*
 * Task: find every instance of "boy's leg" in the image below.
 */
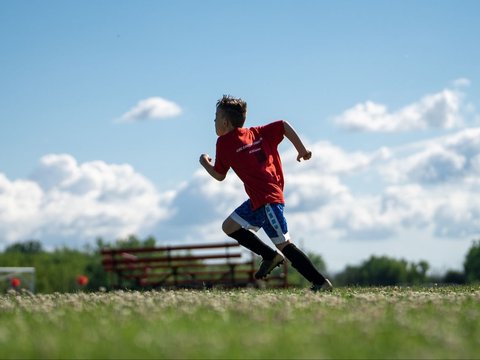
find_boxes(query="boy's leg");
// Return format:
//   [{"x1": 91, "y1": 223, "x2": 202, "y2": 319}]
[
  {"x1": 222, "y1": 201, "x2": 278, "y2": 261},
  {"x1": 263, "y1": 204, "x2": 332, "y2": 289},
  {"x1": 229, "y1": 228, "x2": 284, "y2": 280},
  {"x1": 229, "y1": 229, "x2": 273, "y2": 258},
  {"x1": 279, "y1": 242, "x2": 330, "y2": 287},
  {"x1": 223, "y1": 201, "x2": 284, "y2": 279}
]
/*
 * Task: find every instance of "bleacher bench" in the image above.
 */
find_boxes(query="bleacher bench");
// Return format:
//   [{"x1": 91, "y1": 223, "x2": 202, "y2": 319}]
[{"x1": 101, "y1": 242, "x2": 288, "y2": 289}]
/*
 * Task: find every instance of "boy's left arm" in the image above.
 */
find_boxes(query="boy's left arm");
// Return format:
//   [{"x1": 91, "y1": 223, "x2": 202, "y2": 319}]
[
  {"x1": 199, "y1": 154, "x2": 226, "y2": 181},
  {"x1": 283, "y1": 121, "x2": 312, "y2": 162}
]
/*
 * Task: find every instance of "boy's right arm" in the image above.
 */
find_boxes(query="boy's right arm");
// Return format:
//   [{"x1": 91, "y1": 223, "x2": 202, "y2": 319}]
[
  {"x1": 283, "y1": 121, "x2": 312, "y2": 162},
  {"x1": 199, "y1": 154, "x2": 226, "y2": 181}
]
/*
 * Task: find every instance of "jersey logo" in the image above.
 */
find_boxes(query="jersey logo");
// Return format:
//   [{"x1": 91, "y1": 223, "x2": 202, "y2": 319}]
[{"x1": 236, "y1": 137, "x2": 267, "y2": 163}]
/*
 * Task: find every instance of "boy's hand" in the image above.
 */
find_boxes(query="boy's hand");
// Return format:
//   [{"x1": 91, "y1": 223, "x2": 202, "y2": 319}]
[
  {"x1": 297, "y1": 150, "x2": 312, "y2": 162},
  {"x1": 199, "y1": 153, "x2": 212, "y2": 166},
  {"x1": 199, "y1": 153, "x2": 226, "y2": 181}
]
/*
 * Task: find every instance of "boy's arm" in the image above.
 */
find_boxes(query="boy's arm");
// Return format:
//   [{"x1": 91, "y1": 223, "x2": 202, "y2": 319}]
[
  {"x1": 199, "y1": 154, "x2": 226, "y2": 181},
  {"x1": 283, "y1": 121, "x2": 312, "y2": 162}
]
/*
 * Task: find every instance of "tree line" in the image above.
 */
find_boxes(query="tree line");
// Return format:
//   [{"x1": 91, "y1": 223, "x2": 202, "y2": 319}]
[{"x1": 1, "y1": 236, "x2": 479, "y2": 293}]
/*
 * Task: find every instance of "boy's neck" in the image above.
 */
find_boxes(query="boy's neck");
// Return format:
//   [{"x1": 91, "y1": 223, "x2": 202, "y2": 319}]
[{"x1": 223, "y1": 123, "x2": 236, "y2": 135}]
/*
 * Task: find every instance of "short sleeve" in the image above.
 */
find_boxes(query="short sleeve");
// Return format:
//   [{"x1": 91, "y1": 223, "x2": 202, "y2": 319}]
[
  {"x1": 213, "y1": 137, "x2": 230, "y2": 175},
  {"x1": 257, "y1": 120, "x2": 285, "y2": 146}
]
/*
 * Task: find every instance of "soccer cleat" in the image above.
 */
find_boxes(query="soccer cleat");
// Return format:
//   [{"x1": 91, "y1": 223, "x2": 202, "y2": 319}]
[
  {"x1": 311, "y1": 278, "x2": 333, "y2": 292},
  {"x1": 255, "y1": 252, "x2": 285, "y2": 279}
]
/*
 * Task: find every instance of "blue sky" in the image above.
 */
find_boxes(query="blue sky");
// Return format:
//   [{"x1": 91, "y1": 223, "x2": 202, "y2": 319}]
[{"x1": 1, "y1": 1, "x2": 480, "y2": 274}]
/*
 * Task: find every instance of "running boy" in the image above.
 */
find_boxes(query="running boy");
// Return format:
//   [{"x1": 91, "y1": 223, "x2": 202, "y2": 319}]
[{"x1": 199, "y1": 95, "x2": 332, "y2": 291}]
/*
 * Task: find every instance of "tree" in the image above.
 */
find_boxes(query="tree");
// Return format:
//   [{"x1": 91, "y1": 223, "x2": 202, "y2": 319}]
[
  {"x1": 5, "y1": 240, "x2": 43, "y2": 254},
  {"x1": 464, "y1": 240, "x2": 480, "y2": 283},
  {"x1": 95, "y1": 235, "x2": 157, "y2": 250},
  {"x1": 335, "y1": 256, "x2": 430, "y2": 286},
  {"x1": 443, "y1": 270, "x2": 466, "y2": 284},
  {"x1": 406, "y1": 260, "x2": 429, "y2": 284},
  {"x1": 0, "y1": 236, "x2": 163, "y2": 293}
]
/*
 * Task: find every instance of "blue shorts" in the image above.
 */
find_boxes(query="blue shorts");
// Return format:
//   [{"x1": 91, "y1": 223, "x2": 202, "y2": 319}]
[{"x1": 229, "y1": 200, "x2": 290, "y2": 245}]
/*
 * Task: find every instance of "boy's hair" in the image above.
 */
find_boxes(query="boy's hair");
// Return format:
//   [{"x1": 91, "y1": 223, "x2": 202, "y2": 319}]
[{"x1": 216, "y1": 95, "x2": 247, "y2": 128}]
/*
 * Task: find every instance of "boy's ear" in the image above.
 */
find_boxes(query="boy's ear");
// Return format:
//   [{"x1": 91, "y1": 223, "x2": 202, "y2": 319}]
[
  {"x1": 218, "y1": 110, "x2": 227, "y2": 124},
  {"x1": 220, "y1": 114, "x2": 229, "y2": 126}
]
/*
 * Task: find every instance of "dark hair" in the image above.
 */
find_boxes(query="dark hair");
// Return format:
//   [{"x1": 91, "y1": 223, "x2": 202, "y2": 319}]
[{"x1": 216, "y1": 95, "x2": 247, "y2": 128}]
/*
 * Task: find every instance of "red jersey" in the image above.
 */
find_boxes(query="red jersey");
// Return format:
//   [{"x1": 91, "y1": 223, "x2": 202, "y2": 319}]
[{"x1": 214, "y1": 120, "x2": 285, "y2": 210}]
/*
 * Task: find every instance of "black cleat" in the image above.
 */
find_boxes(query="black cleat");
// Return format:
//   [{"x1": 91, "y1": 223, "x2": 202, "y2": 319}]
[
  {"x1": 311, "y1": 278, "x2": 333, "y2": 292},
  {"x1": 255, "y1": 252, "x2": 285, "y2": 279}
]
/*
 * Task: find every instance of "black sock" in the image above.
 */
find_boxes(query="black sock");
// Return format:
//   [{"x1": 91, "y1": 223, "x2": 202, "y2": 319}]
[
  {"x1": 282, "y1": 243, "x2": 326, "y2": 285},
  {"x1": 228, "y1": 229, "x2": 277, "y2": 260}
]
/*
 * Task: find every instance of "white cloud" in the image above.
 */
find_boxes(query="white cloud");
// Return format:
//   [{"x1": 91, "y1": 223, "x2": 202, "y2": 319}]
[
  {"x1": 282, "y1": 141, "x2": 388, "y2": 175},
  {"x1": 280, "y1": 127, "x2": 480, "y2": 247},
  {"x1": 0, "y1": 154, "x2": 171, "y2": 247},
  {"x1": 334, "y1": 89, "x2": 463, "y2": 132},
  {"x1": 453, "y1": 78, "x2": 471, "y2": 88},
  {"x1": 284, "y1": 173, "x2": 349, "y2": 211},
  {"x1": 116, "y1": 97, "x2": 182, "y2": 123},
  {"x1": 434, "y1": 193, "x2": 480, "y2": 238},
  {"x1": 402, "y1": 147, "x2": 466, "y2": 184},
  {"x1": 0, "y1": 174, "x2": 43, "y2": 242},
  {"x1": 159, "y1": 170, "x2": 245, "y2": 227},
  {"x1": 383, "y1": 128, "x2": 480, "y2": 184}
]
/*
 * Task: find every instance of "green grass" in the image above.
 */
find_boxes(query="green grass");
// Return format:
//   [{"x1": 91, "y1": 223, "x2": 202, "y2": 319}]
[{"x1": 1, "y1": 286, "x2": 479, "y2": 359}]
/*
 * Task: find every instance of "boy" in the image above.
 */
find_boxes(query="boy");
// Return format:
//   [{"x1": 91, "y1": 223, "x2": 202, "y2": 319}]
[{"x1": 199, "y1": 95, "x2": 332, "y2": 291}]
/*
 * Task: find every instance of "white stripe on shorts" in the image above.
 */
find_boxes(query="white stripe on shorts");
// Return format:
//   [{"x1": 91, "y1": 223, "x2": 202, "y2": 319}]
[
  {"x1": 265, "y1": 204, "x2": 290, "y2": 244},
  {"x1": 230, "y1": 211, "x2": 261, "y2": 232}
]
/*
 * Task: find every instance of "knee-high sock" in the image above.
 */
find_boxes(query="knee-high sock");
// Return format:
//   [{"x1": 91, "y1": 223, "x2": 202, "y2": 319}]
[
  {"x1": 282, "y1": 243, "x2": 326, "y2": 285},
  {"x1": 228, "y1": 229, "x2": 277, "y2": 260}
]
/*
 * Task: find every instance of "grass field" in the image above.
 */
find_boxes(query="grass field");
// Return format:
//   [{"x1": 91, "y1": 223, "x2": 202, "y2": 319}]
[{"x1": 1, "y1": 286, "x2": 479, "y2": 359}]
